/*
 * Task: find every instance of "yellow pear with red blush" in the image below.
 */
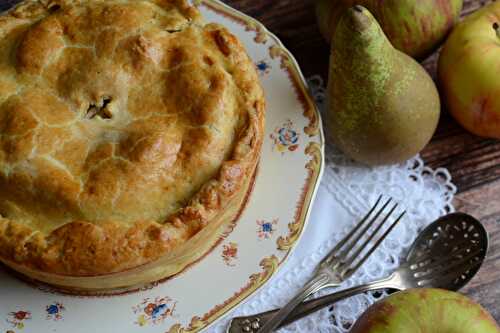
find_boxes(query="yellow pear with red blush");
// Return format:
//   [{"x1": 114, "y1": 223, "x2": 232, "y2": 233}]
[{"x1": 438, "y1": 1, "x2": 500, "y2": 138}]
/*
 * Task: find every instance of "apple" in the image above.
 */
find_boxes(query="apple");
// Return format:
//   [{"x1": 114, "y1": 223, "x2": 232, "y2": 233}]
[
  {"x1": 316, "y1": 0, "x2": 463, "y2": 59},
  {"x1": 438, "y1": 1, "x2": 500, "y2": 138},
  {"x1": 351, "y1": 289, "x2": 500, "y2": 333}
]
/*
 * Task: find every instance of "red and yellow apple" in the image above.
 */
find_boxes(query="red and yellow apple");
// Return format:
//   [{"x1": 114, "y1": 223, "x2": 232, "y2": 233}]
[
  {"x1": 438, "y1": 1, "x2": 500, "y2": 138},
  {"x1": 316, "y1": 0, "x2": 463, "y2": 59},
  {"x1": 351, "y1": 289, "x2": 500, "y2": 333}
]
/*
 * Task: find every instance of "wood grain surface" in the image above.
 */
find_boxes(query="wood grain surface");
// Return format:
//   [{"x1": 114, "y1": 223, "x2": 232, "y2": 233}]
[
  {"x1": 220, "y1": 0, "x2": 500, "y2": 322},
  {"x1": 0, "y1": 0, "x2": 498, "y2": 324}
]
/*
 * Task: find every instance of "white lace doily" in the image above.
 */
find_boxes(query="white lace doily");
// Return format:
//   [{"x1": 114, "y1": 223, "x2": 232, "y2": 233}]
[{"x1": 208, "y1": 76, "x2": 456, "y2": 332}]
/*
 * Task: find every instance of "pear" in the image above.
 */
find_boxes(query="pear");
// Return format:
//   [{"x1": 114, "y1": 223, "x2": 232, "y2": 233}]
[
  {"x1": 316, "y1": 0, "x2": 463, "y2": 59},
  {"x1": 327, "y1": 6, "x2": 440, "y2": 166}
]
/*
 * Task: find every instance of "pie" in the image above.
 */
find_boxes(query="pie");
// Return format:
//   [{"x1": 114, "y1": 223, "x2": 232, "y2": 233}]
[{"x1": 0, "y1": 0, "x2": 265, "y2": 291}]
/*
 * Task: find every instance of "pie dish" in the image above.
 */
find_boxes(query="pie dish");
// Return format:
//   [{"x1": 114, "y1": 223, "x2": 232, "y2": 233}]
[{"x1": 0, "y1": 0, "x2": 265, "y2": 290}]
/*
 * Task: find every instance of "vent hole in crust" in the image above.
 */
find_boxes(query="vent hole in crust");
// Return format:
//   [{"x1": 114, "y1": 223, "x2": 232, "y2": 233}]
[
  {"x1": 85, "y1": 97, "x2": 113, "y2": 120},
  {"x1": 203, "y1": 55, "x2": 214, "y2": 66},
  {"x1": 48, "y1": 4, "x2": 61, "y2": 13}
]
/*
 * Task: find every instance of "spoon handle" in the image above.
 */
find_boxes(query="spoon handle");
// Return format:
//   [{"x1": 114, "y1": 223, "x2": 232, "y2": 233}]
[{"x1": 227, "y1": 275, "x2": 399, "y2": 333}]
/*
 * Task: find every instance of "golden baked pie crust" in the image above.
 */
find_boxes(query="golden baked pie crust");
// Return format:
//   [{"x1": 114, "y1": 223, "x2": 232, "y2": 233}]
[{"x1": 0, "y1": 0, "x2": 265, "y2": 286}]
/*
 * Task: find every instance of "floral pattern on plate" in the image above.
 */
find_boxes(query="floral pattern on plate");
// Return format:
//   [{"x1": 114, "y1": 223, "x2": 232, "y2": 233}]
[
  {"x1": 270, "y1": 119, "x2": 300, "y2": 154},
  {"x1": 6, "y1": 310, "x2": 31, "y2": 330},
  {"x1": 222, "y1": 242, "x2": 239, "y2": 266},
  {"x1": 133, "y1": 297, "x2": 177, "y2": 327},
  {"x1": 256, "y1": 59, "x2": 271, "y2": 76},
  {"x1": 45, "y1": 302, "x2": 65, "y2": 321},
  {"x1": 257, "y1": 219, "x2": 278, "y2": 239}
]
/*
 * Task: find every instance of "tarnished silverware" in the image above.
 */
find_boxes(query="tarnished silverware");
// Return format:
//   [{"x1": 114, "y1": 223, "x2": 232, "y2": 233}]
[
  {"x1": 228, "y1": 212, "x2": 488, "y2": 333},
  {"x1": 229, "y1": 195, "x2": 406, "y2": 333}
]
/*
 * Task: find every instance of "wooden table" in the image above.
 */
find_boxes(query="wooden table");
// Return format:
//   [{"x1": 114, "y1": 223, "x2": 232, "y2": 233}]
[{"x1": 223, "y1": 0, "x2": 500, "y2": 322}]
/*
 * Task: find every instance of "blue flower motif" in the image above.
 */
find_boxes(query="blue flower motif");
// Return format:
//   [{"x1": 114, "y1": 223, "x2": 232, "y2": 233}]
[
  {"x1": 257, "y1": 62, "x2": 268, "y2": 71},
  {"x1": 256, "y1": 60, "x2": 271, "y2": 75},
  {"x1": 262, "y1": 223, "x2": 273, "y2": 232},
  {"x1": 151, "y1": 304, "x2": 167, "y2": 319},
  {"x1": 256, "y1": 219, "x2": 278, "y2": 239},
  {"x1": 46, "y1": 304, "x2": 59, "y2": 315},
  {"x1": 278, "y1": 128, "x2": 298, "y2": 146}
]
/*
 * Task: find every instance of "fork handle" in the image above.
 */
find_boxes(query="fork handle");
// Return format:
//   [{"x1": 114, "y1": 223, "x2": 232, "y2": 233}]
[
  {"x1": 254, "y1": 273, "x2": 330, "y2": 333},
  {"x1": 228, "y1": 275, "x2": 398, "y2": 333}
]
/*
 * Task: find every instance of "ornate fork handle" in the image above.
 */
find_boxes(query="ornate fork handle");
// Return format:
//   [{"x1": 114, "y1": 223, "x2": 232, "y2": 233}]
[
  {"x1": 228, "y1": 275, "x2": 397, "y2": 333},
  {"x1": 253, "y1": 272, "x2": 331, "y2": 333}
]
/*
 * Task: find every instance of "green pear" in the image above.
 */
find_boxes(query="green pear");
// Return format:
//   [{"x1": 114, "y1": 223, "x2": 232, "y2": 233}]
[{"x1": 327, "y1": 6, "x2": 440, "y2": 166}]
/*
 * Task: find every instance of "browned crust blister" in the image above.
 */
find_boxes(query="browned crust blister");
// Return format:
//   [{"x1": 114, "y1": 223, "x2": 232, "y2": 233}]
[{"x1": 0, "y1": 0, "x2": 265, "y2": 277}]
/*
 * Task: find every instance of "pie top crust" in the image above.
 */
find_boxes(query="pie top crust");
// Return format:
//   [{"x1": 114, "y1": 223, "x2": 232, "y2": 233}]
[{"x1": 0, "y1": 0, "x2": 265, "y2": 276}]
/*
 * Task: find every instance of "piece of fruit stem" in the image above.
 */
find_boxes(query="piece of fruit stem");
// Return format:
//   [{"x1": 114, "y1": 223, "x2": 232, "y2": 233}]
[{"x1": 494, "y1": 22, "x2": 500, "y2": 39}]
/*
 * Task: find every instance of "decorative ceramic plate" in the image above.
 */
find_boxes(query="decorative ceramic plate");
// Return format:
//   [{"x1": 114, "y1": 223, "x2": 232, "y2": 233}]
[{"x1": 0, "y1": 1, "x2": 324, "y2": 332}]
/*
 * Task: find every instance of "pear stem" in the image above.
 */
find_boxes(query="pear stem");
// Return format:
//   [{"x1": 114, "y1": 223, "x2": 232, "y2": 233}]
[{"x1": 494, "y1": 22, "x2": 500, "y2": 39}]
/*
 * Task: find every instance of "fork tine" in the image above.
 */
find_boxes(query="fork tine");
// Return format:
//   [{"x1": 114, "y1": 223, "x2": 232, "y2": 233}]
[
  {"x1": 341, "y1": 203, "x2": 399, "y2": 268},
  {"x1": 416, "y1": 248, "x2": 484, "y2": 287},
  {"x1": 325, "y1": 195, "x2": 384, "y2": 264},
  {"x1": 342, "y1": 211, "x2": 406, "y2": 278},
  {"x1": 335, "y1": 197, "x2": 393, "y2": 261}
]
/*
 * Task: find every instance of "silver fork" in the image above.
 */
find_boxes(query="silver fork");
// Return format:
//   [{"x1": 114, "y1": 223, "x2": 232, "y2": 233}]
[{"x1": 229, "y1": 195, "x2": 406, "y2": 333}]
